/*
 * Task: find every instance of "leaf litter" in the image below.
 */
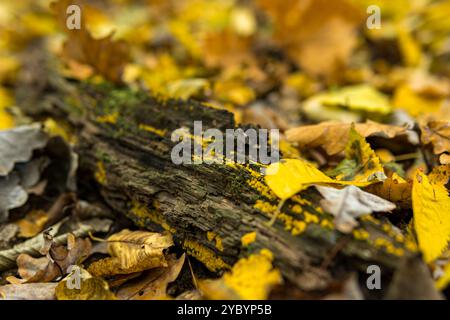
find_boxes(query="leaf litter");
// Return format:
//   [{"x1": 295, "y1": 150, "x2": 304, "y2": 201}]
[{"x1": 0, "y1": 0, "x2": 449, "y2": 301}]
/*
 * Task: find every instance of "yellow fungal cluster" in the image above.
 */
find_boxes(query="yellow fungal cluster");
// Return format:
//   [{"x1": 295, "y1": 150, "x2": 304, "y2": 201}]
[
  {"x1": 253, "y1": 200, "x2": 277, "y2": 215},
  {"x1": 222, "y1": 249, "x2": 281, "y2": 300},
  {"x1": 241, "y1": 231, "x2": 257, "y2": 246},
  {"x1": 96, "y1": 112, "x2": 118, "y2": 124},
  {"x1": 207, "y1": 231, "x2": 224, "y2": 252},
  {"x1": 129, "y1": 200, "x2": 176, "y2": 233},
  {"x1": 183, "y1": 238, "x2": 230, "y2": 272},
  {"x1": 95, "y1": 161, "x2": 107, "y2": 185},
  {"x1": 138, "y1": 124, "x2": 167, "y2": 137}
]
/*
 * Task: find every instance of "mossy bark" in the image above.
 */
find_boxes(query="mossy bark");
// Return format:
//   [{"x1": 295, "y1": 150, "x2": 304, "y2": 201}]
[{"x1": 16, "y1": 48, "x2": 417, "y2": 295}]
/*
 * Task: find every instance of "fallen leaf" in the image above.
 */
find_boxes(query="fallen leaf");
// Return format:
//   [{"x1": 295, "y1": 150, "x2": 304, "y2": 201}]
[
  {"x1": 385, "y1": 255, "x2": 443, "y2": 300},
  {"x1": 56, "y1": 267, "x2": 116, "y2": 300},
  {"x1": 0, "y1": 124, "x2": 48, "y2": 176},
  {"x1": 0, "y1": 283, "x2": 57, "y2": 300},
  {"x1": 257, "y1": 0, "x2": 363, "y2": 79},
  {"x1": 265, "y1": 159, "x2": 334, "y2": 200},
  {"x1": 365, "y1": 172, "x2": 412, "y2": 209},
  {"x1": 0, "y1": 218, "x2": 111, "y2": 271},
  {"x1": 419, "y1": 115, "x2": 450, "y2": 155},
  {"x1": 9, "y1": 234, "x2": 92, "y2": 283},
  {"x1": 412, "y1": 170, "x2": 450, "y2": 263},
  {"x1": 51, "y1": 0, "x2": 129, "y2": 83},
  {"x1": 393, "y1": 84, "x2": 445, "y2": 116},
  {"x1": 265, "y1": 158, "x2": 375, "y2": 200},
  {"x1": 305, "y1": 85, "x2": 392, "y2": 115},
  {"x1": 87, "y1": 229, "x2": 173, "y2": 277},
  {"x1": 316, "y1": 185, "x2": 396, "y2": 233},
  {"x1": 199, "y1": 249, "x2": 281, "y2": 300},
  {"x1": 435, "y1": 260, "x2": 450, "y2": 290},
  {"x1": 15, "y1": 210, "x2": 49, "y2": 238},
  {"x1": 286, "y1": 120, "x2": 407, "y2": 156},
  {"x1": 202, "y1": 29, "x2": 254, "y2": 69},
  {"x1": 117, "y1": 254, "x2": 185, "y2": 300},
  {"x1": 331, "y1": 125, "x2": 387, "y2": 183}
]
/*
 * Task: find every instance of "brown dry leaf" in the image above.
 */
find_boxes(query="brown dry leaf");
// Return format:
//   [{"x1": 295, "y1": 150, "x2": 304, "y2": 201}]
[
  {"x1": 0, "y1": 283, "x2": 57, "y2": 300},
  {"x1": 257, "y1": 0, "x2": 364, "y2": 79},
  {"x1": 419, "y1": 115, "x2": 450, "y2": 155},
  {"x1": 286, "y1": 120, "x2": 407, "y2": 156},
  {"x1": 51, "y1": 0, "x2": 129, "y2": 83},
  {"x1": 87, "y1": 229, "x2": 173, "y2": 277},
  {"x1": 56, "y1": 267, "x2": 116, "y2": 300},
  {"x1": 365, "y1": 172, "x2": 412, "y2": 209},
  {"x1": 15, "y1": 210, "x2": 49, "y2": 238},
  {"x1": 8, "y1": 234, "x2": 92, "y2": 283},
  {"x1": 440, "y1": 154, "x2": 450, "y2": 164},
  {"x1": 116, "y1": 253, "x2": 185, "y2": 300}
]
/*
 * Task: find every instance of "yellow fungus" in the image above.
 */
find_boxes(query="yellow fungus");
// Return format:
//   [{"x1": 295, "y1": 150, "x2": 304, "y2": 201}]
[
  {"x1": 95, "y1": 161, "x2": 107, "y2": 185},
  {"x1": 241, "y1": 232, "x2": 257, "y2": 246},
  {"x1": 138, "y1": 124, "x2": 167, "y2": 137},
  {"x1": 183, "y1": 238, "x2": 230, "y2": 272},
  {"x1": 96, "y1": 112, "x2": 118, "y2": 124}
]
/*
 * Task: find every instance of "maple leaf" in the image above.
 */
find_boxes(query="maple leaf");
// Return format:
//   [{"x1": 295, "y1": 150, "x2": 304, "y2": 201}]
[
  {"x1": 412, "y1": 170, "x2": 450, "y2": 263},
  {"x1": 286, "y1": 120, "x2": 407, "y2": 156},
  {"x1": 51, "y1": 0, "x2": 129, "y2": 84},
  {"x1": 316, "y1": 185, "x2": 396, "y2": 233}
]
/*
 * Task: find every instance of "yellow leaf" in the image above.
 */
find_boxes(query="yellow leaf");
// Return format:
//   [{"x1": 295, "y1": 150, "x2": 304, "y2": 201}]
[
  {"x1": 265, "y1": 157, "x2": 374, "y2": 201},
  {"x1": 365, "y1": 172, "x2": 412, "y2": 209},
  {"x1": 51, "y1": 0, "x2": 129, "y2": 84},
  {"x1": 316, "y1": 85, "x2": 392, "y2": 114},
  {"x1": 436, "y1": 261, "x2": 450, "y2": 290},
  {"x1": 412, "y1": 170, "x2": 450, "y2": 263},
  {"x1": 393, "y1": 84, "x2": 444, "y2": 116},
  {"x1": 199, "y1": 249, "x2": 281, "y2": 300},
  {"x1": 87, "y1": 229, "x2": 173, "y2": 277},
  {"x1": 0, "y1": 87, "x2": 14, "y2": 130},
  {"x1": 335, "y1": 125, "x2": 386, "y2": 183},
  {"x1": 265, "y1": 159, "x2": 334, "y2": 200},
  {"x1": 256, "y1": 0, "x2": 363, "y2": 79},
  {"x1": 56, "y1": 268, "x2": 116, "y2": 300},
  {"x1": 116, "y1": 254, "x2": 185, "y2": 300}
]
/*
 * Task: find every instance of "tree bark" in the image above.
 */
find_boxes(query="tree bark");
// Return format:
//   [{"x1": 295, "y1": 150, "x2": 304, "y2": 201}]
[{"x1": 15, "y1": 47, "x2": 416, "y2": 294}]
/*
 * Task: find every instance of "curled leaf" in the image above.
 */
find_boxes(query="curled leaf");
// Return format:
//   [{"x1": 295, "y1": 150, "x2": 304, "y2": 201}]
[{"x1": 88, "y1": 229, "x2": 173, "y2": 277}]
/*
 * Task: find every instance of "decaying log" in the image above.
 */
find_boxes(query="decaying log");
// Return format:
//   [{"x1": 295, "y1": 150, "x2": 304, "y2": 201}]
[{"x1": 15, "y1": 48, "x2": 419, "y2": 296}]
